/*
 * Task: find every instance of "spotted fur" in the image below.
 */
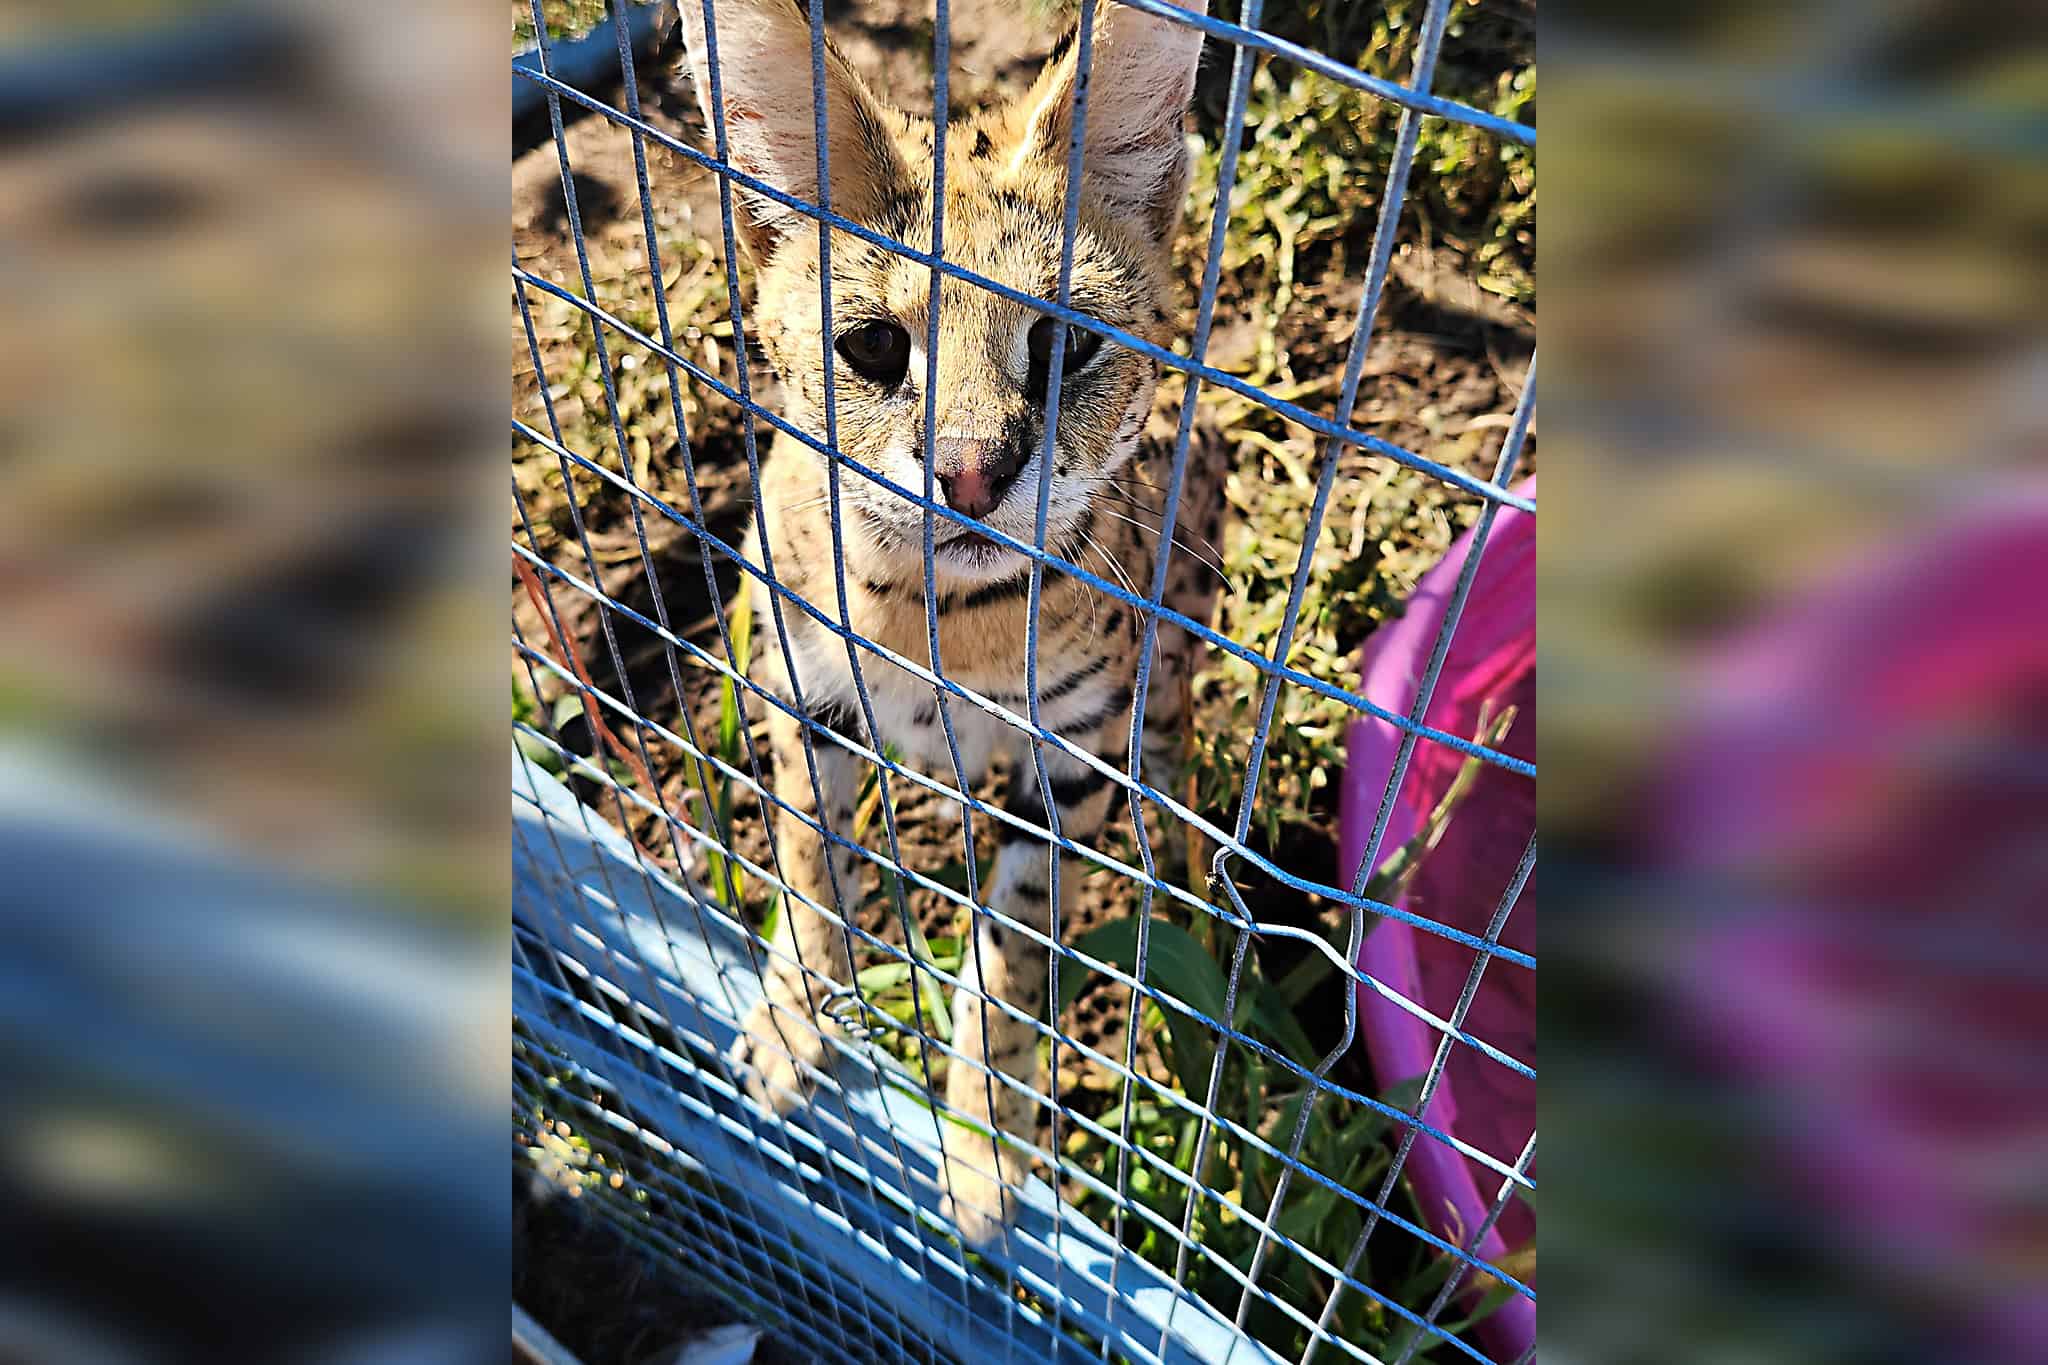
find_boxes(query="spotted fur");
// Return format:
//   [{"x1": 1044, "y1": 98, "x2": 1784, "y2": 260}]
[{"x1": 679, "y1": 0, "x2": 1222, "y2": 1244}]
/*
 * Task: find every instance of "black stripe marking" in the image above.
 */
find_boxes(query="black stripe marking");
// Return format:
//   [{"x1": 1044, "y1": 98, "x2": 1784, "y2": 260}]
[
  {"x1": 1003, "y1": 772, "x2": 1048, "y2": 822},
  {"x1": 1039, "y1": 655, "x2": 1110, "y2": 706},
  {"x1": 870, "y1": 573, "x2": 961, "y2": 612},
  {"x1": 977, "y1": 664, "x2": 1120, "y2": 713},
  {"x1": 1061, "y1": 686, "x2": 1135, "y2": 736},
  {"x1": 1049, "y1": 766, "x2": 1111, "y2": 809},
  {"x1": 805, "y1": 696, "x2": 861, "y2": 738},
  {"x1": 997, "y1": 187, "x2": 1045, "y2": 223},
  {"x1": 1046, "y1": 23, "x2": 1079, "y2": 68},
  {"x1": 961, "y1": 572, "x2": 1034, "y2": 611},
  {"x1": 933, "y1": 508, "x2": 1098, "y2": 618}
]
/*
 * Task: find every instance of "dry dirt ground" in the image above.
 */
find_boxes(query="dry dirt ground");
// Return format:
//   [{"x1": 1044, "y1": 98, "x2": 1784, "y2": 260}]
[{"x1": 512, "y1": 0, "x2": 1532, "y2": 1258}]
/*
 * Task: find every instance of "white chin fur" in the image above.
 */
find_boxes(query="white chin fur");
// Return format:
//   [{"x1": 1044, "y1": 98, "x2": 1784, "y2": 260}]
[{"x1": 930, "y1": 534, "x2": 1030, "y2": 585}]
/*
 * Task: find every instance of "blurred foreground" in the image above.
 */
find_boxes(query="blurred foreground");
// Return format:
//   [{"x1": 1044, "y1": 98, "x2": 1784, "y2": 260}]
[
  {"x1": 0, "y1": 2, "x2": 504, "y2": 1359},
  {"x1": 1543, "y1": 2, "x2": 2046, "y2": 1361}
]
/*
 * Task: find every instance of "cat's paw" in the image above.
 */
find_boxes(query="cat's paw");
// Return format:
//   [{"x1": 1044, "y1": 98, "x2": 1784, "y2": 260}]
[
  {"x1": 939, "y1": 1137, "x2": 1019, "y2": 1249},
  {"x1": 727, "y1": 998, "x2": 828, "y2": 1115}
]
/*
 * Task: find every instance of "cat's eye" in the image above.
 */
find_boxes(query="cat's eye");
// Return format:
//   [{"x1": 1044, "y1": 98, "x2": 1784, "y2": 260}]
[
  {"x1": 1026, "y1": 316, "x2": 1104, "y2": 404},
  {"x1": 836, "y1": 320, "x2": 911, "y2": 388}
]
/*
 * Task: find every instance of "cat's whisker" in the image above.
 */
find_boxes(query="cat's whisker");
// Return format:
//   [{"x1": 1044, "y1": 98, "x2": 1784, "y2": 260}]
[
  {"x1": 1091, "y1": 503, "x2": 1229, "y2": 588},
  {"x1": 1096, "y1": 473, "x2": 1168, "y2": 493},
  {"x1": 1084, "y1": 478, "x2": 1230, "y2": 570},
  {"x1": 1078, "y1": 526, "x2": 1142, "y2": 605}
]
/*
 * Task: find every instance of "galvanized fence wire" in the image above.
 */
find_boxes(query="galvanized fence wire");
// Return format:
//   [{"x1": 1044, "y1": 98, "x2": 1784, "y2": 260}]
[{"x1": 513, "y1": 0, "x2": 1534, "y2": 1361}]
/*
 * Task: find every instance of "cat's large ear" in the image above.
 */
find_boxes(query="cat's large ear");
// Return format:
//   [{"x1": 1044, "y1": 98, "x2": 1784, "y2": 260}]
[
  {"x1": 1016, "y1": 0, "x2": 1209, "y2": 247},
  {"x1": 676, "y1": 0, "x2": 910, "y2": 260}
]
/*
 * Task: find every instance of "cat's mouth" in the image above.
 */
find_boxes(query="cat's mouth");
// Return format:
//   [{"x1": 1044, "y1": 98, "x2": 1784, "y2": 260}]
[
  {"x1": 938, "y1": 528, "x2": 1011, "y2": 562},
  {"x1": 934, "y1": 526, "x2": 1029, "y2": 582}
]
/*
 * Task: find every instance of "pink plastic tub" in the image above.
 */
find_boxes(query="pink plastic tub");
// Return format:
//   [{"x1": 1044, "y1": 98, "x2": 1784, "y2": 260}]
[{"x1": 1337, "y1": 475, "x2": 1535, "y2": 1361}]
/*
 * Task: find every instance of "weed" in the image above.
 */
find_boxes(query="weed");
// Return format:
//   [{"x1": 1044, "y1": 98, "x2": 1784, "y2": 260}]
[
  {"x1": 1054, "y1": 707, "x2": 1518, "y2": 1359},
  {"x1": 512, "y1": 0, "x2": 618, "y2": 51},
  {"x1": 1170, "y1": 0, "x2": 1532, "y2": 853},
  {"x1": 696, "y1": 579, "x2": 754, "y2": 916}
]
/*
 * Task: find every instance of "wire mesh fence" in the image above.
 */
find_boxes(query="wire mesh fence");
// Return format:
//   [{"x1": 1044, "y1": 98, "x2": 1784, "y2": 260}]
[{"x1": 512, "y1": 1, "x2": 1534, "y2": 1361}]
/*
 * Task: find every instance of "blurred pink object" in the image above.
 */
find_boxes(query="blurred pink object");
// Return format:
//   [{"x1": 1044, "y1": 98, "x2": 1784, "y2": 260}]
[
  {"x1": 1338, "y1": 475, "x2": 1535, "y2": 1361},
  {"x1": 1653, "y1": 489, "x2": 2048, "y2": 1362}
]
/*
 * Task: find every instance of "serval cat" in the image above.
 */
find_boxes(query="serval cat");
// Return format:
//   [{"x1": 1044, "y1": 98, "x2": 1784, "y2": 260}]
[{"x1": 677, "y1": 0, "x2": 1224, "y2": 1243}]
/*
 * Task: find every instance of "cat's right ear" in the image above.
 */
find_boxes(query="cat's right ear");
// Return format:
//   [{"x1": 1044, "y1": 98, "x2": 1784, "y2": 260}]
[{"x1": 676, "y1": 0, "x2": 910, "y2": 260}]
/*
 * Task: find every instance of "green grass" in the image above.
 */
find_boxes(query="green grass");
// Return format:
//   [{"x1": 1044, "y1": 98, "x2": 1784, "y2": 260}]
[
  {"x1": 697, "y1": 579, "x2": 755, "y2": 916},
  {"x1": 1053, "y1": 708, "x2": 1518, "y2": 1360},
  {"x1": 1172, "y1": 0, "x2": 1532, "y2": 853}
]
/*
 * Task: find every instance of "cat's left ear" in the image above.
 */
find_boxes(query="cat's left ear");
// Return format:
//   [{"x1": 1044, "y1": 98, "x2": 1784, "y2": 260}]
[{"x1": 1017, "y1": 0, "x2": 1209, "y2": 247}]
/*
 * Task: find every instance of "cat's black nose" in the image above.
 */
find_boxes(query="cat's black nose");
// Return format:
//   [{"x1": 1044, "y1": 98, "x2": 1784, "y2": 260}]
[{"x1": 935, "y1": 435, "x2": 1028, "y2": 520}]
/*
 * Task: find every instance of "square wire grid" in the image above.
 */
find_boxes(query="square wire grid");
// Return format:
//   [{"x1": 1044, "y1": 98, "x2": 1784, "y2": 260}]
[{"x1": 512, "y1": 2, "x2": 1535, "y2": 1362}]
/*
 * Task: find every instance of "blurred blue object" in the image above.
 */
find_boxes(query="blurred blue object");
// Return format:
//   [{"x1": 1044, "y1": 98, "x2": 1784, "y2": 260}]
[
  {"x1": 0, "y1": 745, "x2": 504, "y2": 1362},
  {"x1": 512, "y1": 747, "x2": 1285, "y2": 1365},
  {"x1": 0, "y1": 6, "x2": 302, "y2": 131},
  {"x1": 513, "y1": 0, "x2": 676, "y2": 123}
]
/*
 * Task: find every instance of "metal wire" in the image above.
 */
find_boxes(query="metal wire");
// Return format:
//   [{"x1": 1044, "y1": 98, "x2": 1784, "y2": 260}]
[{"x1": 512, "y1": 1, "x2": 1536, "y2": 1361}]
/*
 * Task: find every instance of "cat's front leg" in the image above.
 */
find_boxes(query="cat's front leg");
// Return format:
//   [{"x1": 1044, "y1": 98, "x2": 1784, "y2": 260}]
[
  {"x1": 729, "y1": 696, "x2": 867, "y2": 1114},
  {"x1": 941, "y1": 722, "x2": 1123, "y2": 1244}
]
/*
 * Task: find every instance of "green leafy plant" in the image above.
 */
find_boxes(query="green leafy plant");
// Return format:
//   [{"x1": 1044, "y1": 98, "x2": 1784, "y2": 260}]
[
  {"x1": 695, "y1": 581, "x2": 753, "y2": 917},
  {"x1": 1054, "y1": 704, "x2": 1518, "y2": 1358}
]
